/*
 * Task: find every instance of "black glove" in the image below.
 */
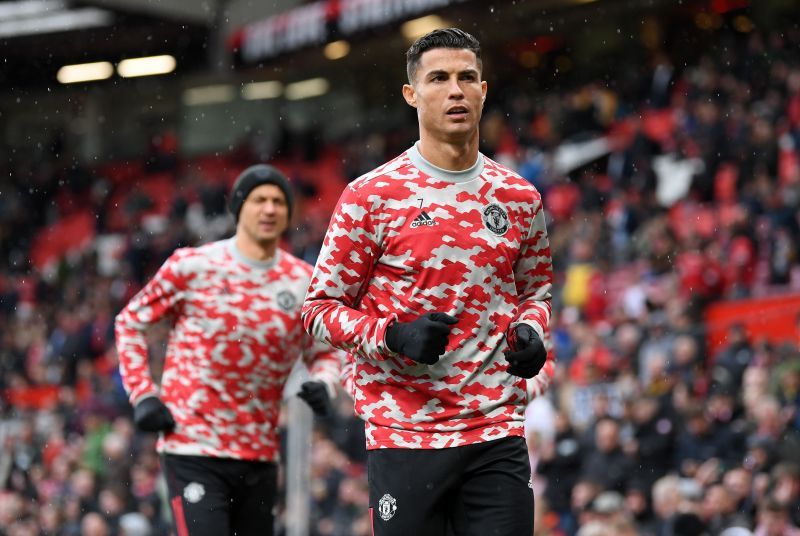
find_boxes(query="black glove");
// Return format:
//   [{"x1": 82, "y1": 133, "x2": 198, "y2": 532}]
[
  {"x1": 133, "y1": 396, "x2": 176, "y2": 433},
  {"x1": 504, "y1": 324, "x2": 547, "y2": 379},
  {"x1": 385, "y1": 312, "x2": 458, "y2": 365},
  {"x1": 297, "y1": 381, "x2": 333, "y2": 417}
]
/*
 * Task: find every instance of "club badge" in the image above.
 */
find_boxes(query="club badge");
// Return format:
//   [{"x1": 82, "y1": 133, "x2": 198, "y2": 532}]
[
  {"x1": 276, "y1": 291, "x2": 296, "y2": 312},
  {"x1": 482, "y1": 203, "x2": 509, "y2": 236},
  {"x1": 183, "y1": 482, "x2": 205, "y2": 503},
  {"x1": 378, "y1": 493, "x2": 397, "y2": 521}
]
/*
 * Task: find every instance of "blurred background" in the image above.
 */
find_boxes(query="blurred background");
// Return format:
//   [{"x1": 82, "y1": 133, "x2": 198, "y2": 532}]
[{"x1": 1, "y1": 0, "x2": 800, "y2": 534}]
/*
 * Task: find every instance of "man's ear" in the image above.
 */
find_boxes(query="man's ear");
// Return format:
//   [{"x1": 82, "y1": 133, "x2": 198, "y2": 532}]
[{"x1": 402, "y1": 84, "x2": 417, "y2": 108}]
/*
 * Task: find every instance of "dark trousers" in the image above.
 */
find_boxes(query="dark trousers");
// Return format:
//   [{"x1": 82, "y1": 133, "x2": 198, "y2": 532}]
[
  {"x1": 367, "y1": 436, "x2": 534, "y2": 536},
  {"x1": 162, "y1": 454, "x2": 277, "y2": 536}
]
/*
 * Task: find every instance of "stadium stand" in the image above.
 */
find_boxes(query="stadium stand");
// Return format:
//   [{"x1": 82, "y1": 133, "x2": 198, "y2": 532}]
[{"x1": 1, "y1": 0, "x2": 799, "y2": 535}]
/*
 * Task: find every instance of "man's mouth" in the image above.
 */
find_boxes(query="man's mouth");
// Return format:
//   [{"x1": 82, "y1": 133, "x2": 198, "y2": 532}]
[{"x1": 446, "y1": 106, "x2": 468, "y2": 116}]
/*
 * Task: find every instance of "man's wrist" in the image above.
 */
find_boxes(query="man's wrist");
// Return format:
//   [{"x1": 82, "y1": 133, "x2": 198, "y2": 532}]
[
  {"x1": 133, "y1": 391, "x2": 160, "y2": 406},
  {"x1": 307, "y1": 378, "x2": 337, "y2": 400},
  {"x1": 381, "y1": 316, "x2": 403, "y2": 357},
  {"x1": 511, "y1": 321, "x2": 543, "y2": 342}
]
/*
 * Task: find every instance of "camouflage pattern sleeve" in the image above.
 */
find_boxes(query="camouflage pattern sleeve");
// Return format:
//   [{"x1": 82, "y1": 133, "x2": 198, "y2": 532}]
[
  {"x1": 302, "y1": 332, "x2": 346, "y2": 398},
  {"x1": 115, "y1": 251, "x2": 187, "y2": 405},
  {"x1": 513, "y1": 200, "x2": 555, "y2": 397},
  {"x1": 338, "y1": 356, "x2": 356, "y2": 400},
  {"x1": 302, "y1": 184, "x2": 396, "y2": 361}
]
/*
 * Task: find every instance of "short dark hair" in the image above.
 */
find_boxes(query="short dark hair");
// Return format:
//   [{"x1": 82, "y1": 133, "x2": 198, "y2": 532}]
[{"x1": 405, "y1": 28, "x2": 481, "y2": 84}]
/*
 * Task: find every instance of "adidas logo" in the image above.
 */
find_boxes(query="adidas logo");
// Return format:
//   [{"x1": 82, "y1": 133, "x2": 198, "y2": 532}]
[{"x1": 410, "y1": 211, "x2": 436, "y2": 228}]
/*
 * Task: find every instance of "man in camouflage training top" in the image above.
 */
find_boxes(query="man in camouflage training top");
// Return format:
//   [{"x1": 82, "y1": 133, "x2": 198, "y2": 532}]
[
  {"x1": 302, "y1": 28, "x2": 554, "y2": 536},
  {"x1": 116, "y1": 164, "x2": 342, "y2": 536}
]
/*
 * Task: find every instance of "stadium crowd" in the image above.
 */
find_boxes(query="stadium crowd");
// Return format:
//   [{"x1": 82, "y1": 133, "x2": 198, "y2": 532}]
[{"x1": 1, "y1": 14, "x2": 800, "y2": 536}]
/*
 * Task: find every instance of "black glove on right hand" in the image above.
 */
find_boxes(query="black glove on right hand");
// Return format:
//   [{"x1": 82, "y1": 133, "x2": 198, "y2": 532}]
[
  {"x1": 504, "y1": 324, "x2": 547, "y2": 379},
  {"x1": 297, "y1": 381, "x2": 333, "y2": 417},
  {"x1": 134, "y1": 396, "x2": 176, "y2": 433},
  {"x1": 385, "y1": 312, "x2": 458, "y2": 365}
]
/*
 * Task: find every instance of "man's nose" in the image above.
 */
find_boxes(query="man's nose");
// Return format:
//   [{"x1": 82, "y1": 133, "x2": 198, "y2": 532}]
[{"x1": 447, "y1": 77, "x2": 464, "y2": 98}]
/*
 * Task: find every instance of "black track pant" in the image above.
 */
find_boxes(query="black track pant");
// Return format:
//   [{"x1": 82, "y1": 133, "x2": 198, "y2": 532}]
[
  {"x1": 162, "y1": 454, "x2": 277, "y2": 536},
  {"x1": 367, "y1": 436, "x2": 534, "y2": 536}
]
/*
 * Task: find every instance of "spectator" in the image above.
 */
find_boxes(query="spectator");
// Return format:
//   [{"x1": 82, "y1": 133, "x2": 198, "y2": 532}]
[
  {"x1": 624, "y1": 480, "x2": 658, "y2": 535},
  {"x1": 538, "y1": 410, "x2": 584, "y2": 518},
  {"x1": 581, "y1": 417, "x2": 634, "y2": 493},
  {"x1": 753, "y1": 497, "x2": 800, "y2": 536},
  {"x1": 627, "y1": 395, "x2": 676, "y2": 487},
  {"x1": 651, "y1": 475, "x2": 682, "y2": 536},
  {"x1": 701, "y1": 483, "x2": 751, "y2": 534},
  {"x1": 80, "y1": 512, "x2": 110, "y2": 536},
  {"x1": 712, "y1": 323, "x2": 754, "y2": 391},
  {"x1": 674, "y1": 403, "x2": 731, "y2": 476}
]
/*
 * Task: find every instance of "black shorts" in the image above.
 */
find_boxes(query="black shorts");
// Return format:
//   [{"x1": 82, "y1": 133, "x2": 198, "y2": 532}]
[
  {"x1": 162, "y1": 454, "x2": 277, "y2": 536},
  {"x1": 367, "y1": 436, "x2": 534, "y2": 536}
]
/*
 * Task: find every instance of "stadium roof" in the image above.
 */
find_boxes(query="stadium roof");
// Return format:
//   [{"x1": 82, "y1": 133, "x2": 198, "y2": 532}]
[
  {"x1": 1, "y1": 0, "x2": 586, "y2": 89},
  {"x1": 0, "y1": 0, "x2": 313, "y2": 86}
]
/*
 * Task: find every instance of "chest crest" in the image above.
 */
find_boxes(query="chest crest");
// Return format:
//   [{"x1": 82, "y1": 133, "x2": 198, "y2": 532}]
[
  {"x1": 276, "y1": 290, "x2": 297, "y2": 313},
  {"x1": 482, "y1": 203, "x2": 510, "y2": 236}
]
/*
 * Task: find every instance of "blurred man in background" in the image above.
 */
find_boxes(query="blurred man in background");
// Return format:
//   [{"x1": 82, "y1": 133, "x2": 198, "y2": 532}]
[
  {"x1": 115, "y1": 164, "x2": 342, "y2": 536},
  {"x1": 303, "y1": 28, "x2": 554, "y2": 535}
]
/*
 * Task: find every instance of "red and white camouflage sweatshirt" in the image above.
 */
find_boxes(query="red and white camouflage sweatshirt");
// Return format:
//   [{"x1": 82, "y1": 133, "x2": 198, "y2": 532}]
[
  {"x1": 116, "y1": 238, "x2": 341, "y2": 461},
  {"x1": 302, "y1": 143, "x2": 554, "y2": 450}
]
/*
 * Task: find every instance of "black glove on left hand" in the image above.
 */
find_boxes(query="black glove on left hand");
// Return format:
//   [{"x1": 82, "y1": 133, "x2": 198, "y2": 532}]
[
  {"x1": 385, "y1": 312, "x2": 458, "y2": 365},
  {"x1": 297, "y1": 381, "x2": 333, "y2": 417},
  {"x1": 504, "y1": 324, "x2": 547, "y2": 379},
  {"x1": 133, "y1": 396, "x2": 176, "y2": 433}
]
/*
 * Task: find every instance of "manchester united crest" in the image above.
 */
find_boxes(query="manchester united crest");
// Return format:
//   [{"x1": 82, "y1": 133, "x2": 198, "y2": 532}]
[
  {"x1": 276, "y1": 291, "x2": 296, "y2": 312},
  {"x1": 183, "y1": 482, "x2": 205, "y2": 503},
  {"x1": 378, "y1": 493, "x2": 397, "y2": 521},
  {"x1": 482, "y1": 203, "x2": 509, "y2": 236}
]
